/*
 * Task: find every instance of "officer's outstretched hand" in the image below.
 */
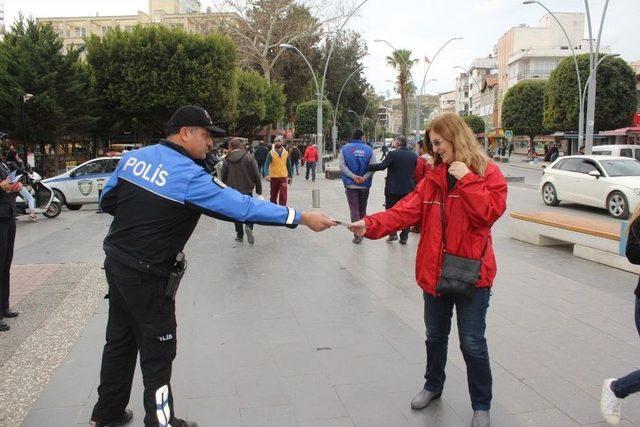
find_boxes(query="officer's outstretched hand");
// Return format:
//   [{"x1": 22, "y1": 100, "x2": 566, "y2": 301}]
[{"x1": 301, "y1": 211, "x2": 338, "y2": 232}]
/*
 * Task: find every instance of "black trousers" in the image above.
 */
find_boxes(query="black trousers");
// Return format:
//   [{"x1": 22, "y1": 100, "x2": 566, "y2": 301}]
[
  {"x1": 235, "y1": 222, "x2": 253, "y2": 237},
  {"x1": 385, "y1": 194, "x2": 410, "y2": 241},
  {"x1": 92, "y1": 257, "x2": 177, "y2": 427},
  {"x1": 0, "y1": 219, "x2": 16, "y2": 315}
]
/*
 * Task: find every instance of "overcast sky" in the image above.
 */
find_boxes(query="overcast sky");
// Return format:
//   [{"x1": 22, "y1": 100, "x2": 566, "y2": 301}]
[{"x1": 5, "y1": 0, "x2": 640, "y2": 97}]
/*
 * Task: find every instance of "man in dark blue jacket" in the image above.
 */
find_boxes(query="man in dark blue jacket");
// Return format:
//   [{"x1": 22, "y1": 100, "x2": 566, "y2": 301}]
[
  {"x1": 91, "y1": 105, "x2": 336, "y2": 427},
  {"x1": 339, "y1": 129, "x2": 377, "y2": 244},
  {"x1": 367, "y1": 135, "x2": 418, "y2": 244}
]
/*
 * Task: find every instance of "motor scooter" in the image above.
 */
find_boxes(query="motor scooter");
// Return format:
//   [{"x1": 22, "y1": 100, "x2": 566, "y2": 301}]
[{"x1": 15, "y1": 171, "x2": 62, "y2": 219}]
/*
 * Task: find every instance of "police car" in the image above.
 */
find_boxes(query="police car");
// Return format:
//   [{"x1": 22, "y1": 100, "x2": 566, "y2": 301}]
[{"x1": 43, "y1": 157, "x2": 121, "y2": 210}]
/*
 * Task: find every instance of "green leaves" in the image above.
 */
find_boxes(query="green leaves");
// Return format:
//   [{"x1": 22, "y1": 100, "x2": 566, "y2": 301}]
[
  {"x1": 463, "y1": 115, "x2": 485, "y2": 134},
  {"x1": 544, "y1": 54, "x2": 636, "y2": 132},
  {"x1": 234, "y1": 70, "x2": 286, "y2": 138},
  {"x1": 502, "y1": 80, "x2": 547, "y2": 141},
  {"x1": 85, "y1": 25, "x2": 237, "y2": 137},
  {"x1": 0, "y1": 17, "x2": 96, "y2": 149},
  {"x1": 295, "y1": 100, "x2": 331, "y2": 136}
]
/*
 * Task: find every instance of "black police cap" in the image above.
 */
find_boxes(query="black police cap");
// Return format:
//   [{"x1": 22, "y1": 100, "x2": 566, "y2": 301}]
[{"x1": 166, "y1": 105, "x2": 226, "y2": 136}]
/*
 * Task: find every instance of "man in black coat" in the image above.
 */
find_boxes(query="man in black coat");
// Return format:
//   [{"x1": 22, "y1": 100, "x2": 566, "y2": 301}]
[
  {"x1": 367, "y1": 135, "x2": 418, "y2": 244},
  {"x1": 0, "y1": 158, "x2": 21, "y2": 331},
  {"x1": 254, "y1": 142, "x2": 270, "y2": 177}
]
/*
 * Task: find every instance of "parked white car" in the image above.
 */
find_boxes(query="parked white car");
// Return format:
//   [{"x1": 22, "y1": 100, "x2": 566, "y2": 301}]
[
  {"x1": 43, "y1": 156, "x2": 121, "y2": 210},
  {"x1": 592, "y1": 144, "x2": 640, "y2": 160},
  {"x1": 540, "y1": 155, "x2": 640, "y2": 219}
]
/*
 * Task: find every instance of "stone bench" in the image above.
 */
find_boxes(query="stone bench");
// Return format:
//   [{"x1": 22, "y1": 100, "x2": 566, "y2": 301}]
[
  {"x1": 509, "y1": 211, "x2": 639, "y2": 274},
  {"x1": 325, "y1": 168, "x2": 341, "y2": 180}
]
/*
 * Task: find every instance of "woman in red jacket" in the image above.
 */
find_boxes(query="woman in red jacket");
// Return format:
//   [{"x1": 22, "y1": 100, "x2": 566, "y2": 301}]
[{"x1": 349, "y1": 112, "x2": 507, "y2": 427}]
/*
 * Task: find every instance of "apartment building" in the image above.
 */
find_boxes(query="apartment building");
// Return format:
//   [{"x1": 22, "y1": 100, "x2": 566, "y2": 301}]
[
  {"x1": 495, "y1": 12, "x2": 593, "y2": 127},
  {"x1": 37, "y1": 0, "x2": 228, "y2": 53}
]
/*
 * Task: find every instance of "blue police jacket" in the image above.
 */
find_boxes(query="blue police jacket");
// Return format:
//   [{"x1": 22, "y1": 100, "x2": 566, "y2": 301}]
[
  {"x1": 341, "y1": 140, "x2": 373, "y2": 188},
  {"x1": 100, "y1": 140, "x2": 301, "y2": 275}
]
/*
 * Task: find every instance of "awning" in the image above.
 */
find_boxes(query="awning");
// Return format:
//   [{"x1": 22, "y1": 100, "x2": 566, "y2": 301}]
[
  {"x1": 486, "y1": 129, "x2": 504, "y2": 138},
  {"x1": 598, "y1": 127, "x2": 640, "y2": 137}
]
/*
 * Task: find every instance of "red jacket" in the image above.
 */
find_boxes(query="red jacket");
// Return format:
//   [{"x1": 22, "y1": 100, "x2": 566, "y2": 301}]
[
  {"x1": 413, "y1": 155, "x2": 432, "y2": 184},
  {"x1": 364, "y1": 161, "x2": 507, "y2": 295},
  {"x1": 303, "y1": 146, "x2": 319, "y2": 163}
]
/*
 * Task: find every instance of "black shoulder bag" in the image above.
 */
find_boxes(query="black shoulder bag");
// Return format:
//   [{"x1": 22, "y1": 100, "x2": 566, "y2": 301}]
[{"x1": 435, "y1": 196, "x2": 488, "y2": 299}]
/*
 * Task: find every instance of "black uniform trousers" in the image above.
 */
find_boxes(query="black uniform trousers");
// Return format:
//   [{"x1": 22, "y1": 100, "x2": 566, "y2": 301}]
[
  {"x1": 0, "y1": 219, "x2": 16, "y2": 315},
  {"x1": 92, "y1": 257, "x2": 177, "y2": 427},
  {"x1": 385, "y1": 194, "x2": 410, "y2": 241}
]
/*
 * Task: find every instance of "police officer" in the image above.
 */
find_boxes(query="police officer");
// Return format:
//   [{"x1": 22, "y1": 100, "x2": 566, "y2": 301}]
[{"x1": 90, "y1": 105, "x2": 336, "y2": 427}]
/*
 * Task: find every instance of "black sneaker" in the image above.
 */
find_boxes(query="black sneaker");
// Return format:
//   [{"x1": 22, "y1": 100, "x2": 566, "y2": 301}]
[
  {"x1": 174, "y1": 419, "x2": 198, "y2": 427},
  {"x1": 245, "y1": 226, "x2": 255, "y2": 244},
  {"x1": 235, "y1": 236, "x2": 243, "y2": 243},
  {"x1": 90, "y1": 409, "x2": 133, "y2": 427},
  {"x1": 387, "y1": 234, "x2": 398, "y2": 242},
  {"x1": 399, "y1": 238, "x2": 408, "y2": 245},
  {"x1": 0, "y1": 320, "x2": 9, "y2": 332}
]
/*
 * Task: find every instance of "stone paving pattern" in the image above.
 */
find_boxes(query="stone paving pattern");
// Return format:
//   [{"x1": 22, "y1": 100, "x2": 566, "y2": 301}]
[{"x1": 4, "y1": 165, "x2": 640, "y2": 426}]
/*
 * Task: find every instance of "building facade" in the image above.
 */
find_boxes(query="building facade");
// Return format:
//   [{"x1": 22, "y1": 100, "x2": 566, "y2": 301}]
[
  {"x1": 37, "y1": 0, "x2": 226, "y2": 53},
  {"x1": 496, "y1": 12, "x2": 592, "y2": 127}
]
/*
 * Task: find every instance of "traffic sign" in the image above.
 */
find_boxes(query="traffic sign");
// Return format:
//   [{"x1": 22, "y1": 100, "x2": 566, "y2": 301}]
[{"x1": 505, "y1": 130, "x2": 513, "y2": 139}]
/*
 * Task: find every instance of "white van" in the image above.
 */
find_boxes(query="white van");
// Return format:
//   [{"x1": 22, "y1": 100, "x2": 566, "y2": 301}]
[{"x1": 592, "y1": 144, "x2": 640, "y2": 161}]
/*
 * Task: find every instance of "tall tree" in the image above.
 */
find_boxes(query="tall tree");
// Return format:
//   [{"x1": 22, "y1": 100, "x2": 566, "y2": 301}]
[
  {"x1": 502, "y1": 80, "x2": 547, "y2": 145},
  {"x1": 295, "y1": 100, "x2": 331, "y2": 136},
  {"x1": 234, "y1": 70, "x2": 286, "y2": 140},
  {"x1": 85, "y1": 25, "x2": 237, "y2": 141},
  {"x1": 386, "y1": 49, "x2": 417, "y2": 136},
  {"x1": 544, "y1": 54, "x2": 636, "y2": 132},
  {"x1": 0, "y1": 17, "x2": 96, "y2": 153},
  {"x1": 463, "y1": 114, "x2": 486, "y2": 134}
]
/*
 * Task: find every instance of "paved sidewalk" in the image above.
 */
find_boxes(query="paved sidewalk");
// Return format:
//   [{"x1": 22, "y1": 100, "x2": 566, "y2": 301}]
[
  {"x1": 9, "y1": 170, "x2": 640, "y2": 426},
  {"x1": 9, "y1": 264, "x2": 63, "y2": 306}
]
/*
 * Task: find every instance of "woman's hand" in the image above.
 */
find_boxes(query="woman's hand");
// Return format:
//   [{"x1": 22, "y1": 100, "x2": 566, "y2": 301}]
[
  {"x1": 448, "y1": 161, "x2": 470, "y2": 180},
  {"x1": 348, "y1": 219, "x2": 366, "y2": 237}
]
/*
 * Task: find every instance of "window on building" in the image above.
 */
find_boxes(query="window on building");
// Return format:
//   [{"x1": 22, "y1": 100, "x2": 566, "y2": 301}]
[
  {"x1": 74, "y1": 27, "x2": 87, "y2": 37},
  {"x1": 101, "y1": 26, "x2": 111, "y2": 35},
  {"x1": 124, "y1": 25, "x2": 133, "y2": 32}
]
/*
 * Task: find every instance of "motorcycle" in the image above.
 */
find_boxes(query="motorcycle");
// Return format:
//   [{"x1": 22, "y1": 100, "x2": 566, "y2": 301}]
[{"x1": 15, "y1": 171, "x2": 62, "y2": 219}]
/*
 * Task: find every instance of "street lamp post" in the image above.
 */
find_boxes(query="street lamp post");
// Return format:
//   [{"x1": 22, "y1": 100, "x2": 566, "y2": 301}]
[
  {"x1": 523, "y1": 0, "x2": 586, "y2": 154},
  {"x1": 583, "y1": 0, "x2": 611, "y2": 154},
  {"x1": 347, "y1": 109, "x2": 363, "y2": 129},
  {"x1": 415, "y1": 37, "x2": 462, "y2": 134},
  {"x1": 332, "y1": 66, "x2": 366, "y2": 156},
  {"x1": 21, "y1": 93, "x2": 34, "y2": 159}
]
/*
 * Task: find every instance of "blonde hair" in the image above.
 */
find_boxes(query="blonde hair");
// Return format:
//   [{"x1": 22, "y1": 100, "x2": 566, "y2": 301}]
[{"x1": 424, "y1": 112, "x2": 489, "y2": 176}]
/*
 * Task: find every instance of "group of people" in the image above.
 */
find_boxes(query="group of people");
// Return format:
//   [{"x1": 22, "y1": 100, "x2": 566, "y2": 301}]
[{"x1": 5, "y1": 104, "x2": 636, "y2": 427}]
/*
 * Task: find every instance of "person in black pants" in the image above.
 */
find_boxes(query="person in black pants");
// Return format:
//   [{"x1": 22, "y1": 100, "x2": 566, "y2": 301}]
[
  {"x1": 601, "y1": 208, "x2": 640, "y2": 424},
  {"x1": 0, "y1": 159, "x2": 21, "y2": 332},
  {"x1": 367, "y1": 135, "x2": 418, "y2": 244}
]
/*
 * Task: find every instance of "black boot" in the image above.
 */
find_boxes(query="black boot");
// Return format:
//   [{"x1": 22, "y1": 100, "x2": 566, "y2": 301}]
[{"x1": 90, "y1": 409, "x2": 133, "y2": 426}]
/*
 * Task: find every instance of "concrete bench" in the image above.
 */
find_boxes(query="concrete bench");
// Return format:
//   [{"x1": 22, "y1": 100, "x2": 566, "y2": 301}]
[
  {"x1": 509, "y1": 211, "x2": 640, "y2": 274},
  {"x1": 325, "y1": 168, "x2": 341, "y2": 180}
]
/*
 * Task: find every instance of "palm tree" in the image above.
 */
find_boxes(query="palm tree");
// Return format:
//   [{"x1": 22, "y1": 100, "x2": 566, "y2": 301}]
[{"x1": 386, "y1": 49, "x2": 417, "y2": 136}]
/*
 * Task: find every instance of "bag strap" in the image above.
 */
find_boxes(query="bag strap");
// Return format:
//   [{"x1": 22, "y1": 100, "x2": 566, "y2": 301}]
[{"x1": 440, "y1": 190, "x2": 490, "y2": 260}]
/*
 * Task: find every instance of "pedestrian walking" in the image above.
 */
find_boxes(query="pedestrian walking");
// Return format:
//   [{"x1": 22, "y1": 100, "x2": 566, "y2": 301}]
[
  {"x1": 303, "y1": 143, "x2": 319, "y2": 182},
  {"x1": 367, "y1": 135, "x2": 418, "y2": 245},
  {"x1": 264, "y1": 140, "x2": 292, "y2": 205},
  {"x1": 289, "y1": 143, "x2": 301, "y2": 176},
  {"x1": 349, "y1": 112, "x2": 507, "y2": 427},
  {"x1": 221, "y1": 137, "x2": 262, "y2": 244},
  {"x1": 0, "y1": 158, "x2": 22, "y2": 332},
  {"x1": 380, "y1": 143, "x2": 389, "y2": 160},
  {"x1": 90, "y1": 105, "x2": 336, "y2": 427},
  {"x1": 254, "y1": 142, "x2": 270, "y2": 178},
  {"x1": 508, "y1": 142, "x2": 514, "y2": 157},
  {"x1": 601, "y1": 206, "x2": 640, "y2": 425},
  {"x1": 339, "y1": 129, "x2": 377, "y2": 244}
]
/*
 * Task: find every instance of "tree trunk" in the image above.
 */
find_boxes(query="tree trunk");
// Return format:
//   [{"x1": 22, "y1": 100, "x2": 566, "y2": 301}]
[{"x1": 401, "y1": 86, "x2": 409, "y2": 136}]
